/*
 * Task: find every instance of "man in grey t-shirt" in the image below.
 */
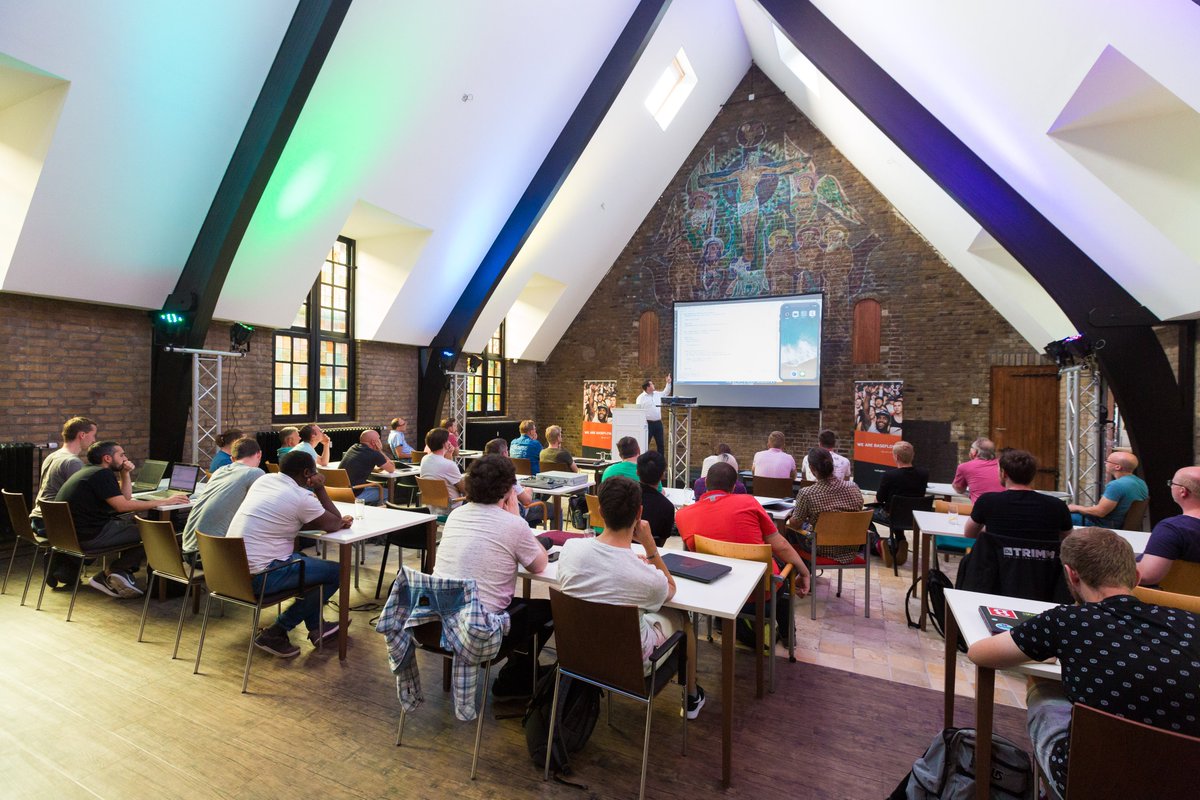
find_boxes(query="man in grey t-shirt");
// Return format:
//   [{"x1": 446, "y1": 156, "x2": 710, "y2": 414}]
[
  {"x1": 181, "y1": 438, "x2": 264, "y2": 554},
  {"x1": 30, "y1": 416, "x2": 97, "y2": 534},
  {"x1": 419, "y1": 427, "x2": 464, "y2": 513}
]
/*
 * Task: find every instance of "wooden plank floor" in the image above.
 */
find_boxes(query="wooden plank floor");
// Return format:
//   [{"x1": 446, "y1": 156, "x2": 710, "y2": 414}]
[{"x1": 0, "y1": 548, "x2": 1031, "y2": 799}]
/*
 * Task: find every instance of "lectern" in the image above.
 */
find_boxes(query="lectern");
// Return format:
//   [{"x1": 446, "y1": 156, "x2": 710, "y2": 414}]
[{"x1": 610, "y1": 408, "x2": 647, "y2": 460}]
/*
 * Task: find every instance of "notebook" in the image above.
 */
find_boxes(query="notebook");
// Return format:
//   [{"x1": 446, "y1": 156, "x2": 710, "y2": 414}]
[
  {"x1": 661, "y1": 552, "x2": 732, "y2": 584},
  {"x1": 978, "y1": 605, "x2": 1038, "y2": 635},
  {"x1": 135, "y1": 463, "x2": 201, "y2": 500},
  {"x1": 132, "y1": 460, "x2": 170, "y2": 493}
]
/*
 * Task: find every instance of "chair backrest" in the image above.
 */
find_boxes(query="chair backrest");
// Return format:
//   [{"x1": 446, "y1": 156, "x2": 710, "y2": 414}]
[
  {"x1": 693, "y1": 535, "x2": 772, "y2": 593},
  {"x1": 417, "y1": 476, "x2": 451, "y2": 508},
  {"x1": 38, "y1": 500, "x2": 83, "y2": 552},
  {"x1": 751, "y1": 476, "x2": 793, "y2": 499},
  {"x1": 933, "y1": 499, "x2": 974, "y2": 516},
  {"x1": 265, "y1": 462, "x2": 280, "y2": 474},
  {"x1": 548, "y1": 588, "x2": 648, "y2": 697},
  {"x1": 510, "y1": 456, "x2": 533, "y2": 476},
  {"x1": 584, "y1": 493, "x2": 606, "y2": 529},
  {"x1": 135, "y1": 516, "x2": 188, "y2": 580},
  {"x1": 2, "y1": 489, "x2": 39, "y2": 545},
  {"x1": 318, "y1": 467, "x2": 352, "y2": 488},
  {"x1": 1133, "y1": 584, "x2": 1200, "y2": 614},
  {"x1": 886, "y1": 494, "x2": 934, "y2": 529},
  {"x1": 812, "y1": 510, "x2": 873, "y2": 547},
  {"x1": 326, "y1": 486, "x2": 356, "y2": 504},
  {"x1": 959, "y1": 531, "x2": 1068, "y2": 603},
  {"x1": 1159, "y1": 559, "x2": 1200, "y2": 597},
  {"x1": 1121, "y1": 499, "x2": 1148, "y2": 531},
  {"x1": 1065, "y1": 703, "x2": 1200, "y2": 799},
  {"x1": 195, "y1": 532, "x2": 258, "y2": 603}
]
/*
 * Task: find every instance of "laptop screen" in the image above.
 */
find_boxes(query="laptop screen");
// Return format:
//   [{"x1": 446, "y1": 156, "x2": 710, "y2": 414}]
[
  {"x1": 134, "y1": 460, "x2": 170, "y2": 490},
  {"x1": 167, "y1": 464, "x2": 201, "y2": 493}
]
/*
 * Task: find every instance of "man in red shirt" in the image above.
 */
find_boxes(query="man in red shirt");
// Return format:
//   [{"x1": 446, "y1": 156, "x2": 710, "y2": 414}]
[{"x1": 676, "y1": 463, "x2": 810, "y2": 597}]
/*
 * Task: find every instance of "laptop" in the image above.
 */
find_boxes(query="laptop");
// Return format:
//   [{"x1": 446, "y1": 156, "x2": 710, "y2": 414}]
[
  {"x1": 136, "y1": 463, "x2": 202, "y2": 500},
  {"x1": 661, "y1": 552, "x2": 732, "y2": 584},
  {"x1": 978, "y1": 605, "x2": 1038, "y2": 635},
  {"x1": 132, "y1": 460, "x2": 170, "y2": 493}
]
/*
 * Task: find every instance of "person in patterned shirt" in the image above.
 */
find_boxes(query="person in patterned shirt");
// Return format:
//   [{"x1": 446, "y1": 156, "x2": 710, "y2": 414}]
[
  {"x1": 968, "y1": 527, "x2": 1200, "y2": 799},
  {"x1": 786, "y1": 448, "x2": 864, "y2": 563}
]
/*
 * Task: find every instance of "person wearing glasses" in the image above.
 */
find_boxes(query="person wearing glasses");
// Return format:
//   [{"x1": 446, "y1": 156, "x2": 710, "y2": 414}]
[
  {"x1": 1136, "y1": 466, "x2": 1200, "y2": 586},
  {"x1": 1067, "y1": 450, "x2": 1148, "y2": 528}
]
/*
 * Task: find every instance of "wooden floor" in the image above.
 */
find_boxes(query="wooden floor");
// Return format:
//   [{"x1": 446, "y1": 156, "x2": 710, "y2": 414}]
[{"x1": 0, "y1": 547, "x2": 1031, "y2": 799}]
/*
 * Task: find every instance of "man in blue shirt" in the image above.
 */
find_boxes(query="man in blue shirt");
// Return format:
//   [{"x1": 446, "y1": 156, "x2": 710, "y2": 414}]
[
  {"x1": 509, "y1": 419, "x2": 543, "y2": 475},
  {"x1": 1068, "y1": 450, "x2": 1148, "y2": 527},
  {"x1": 387, "y1": 417, "x2": 413, "y2": 457}
]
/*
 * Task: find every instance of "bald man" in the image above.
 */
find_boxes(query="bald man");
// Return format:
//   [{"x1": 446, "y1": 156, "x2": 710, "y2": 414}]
[
  {"x1": 1137, "y1": 466, "x2": 1200, "y2": 586},
  {"x1": 339, "y1": 429, "x2": 395, "y2": 506},
  {"x1": 1068, "y1": 450, "x2": 1148, "y2": 528}
]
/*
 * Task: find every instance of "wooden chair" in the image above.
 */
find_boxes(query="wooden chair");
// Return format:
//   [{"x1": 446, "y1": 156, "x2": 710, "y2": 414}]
[
  {"x1": 523, "y1": 498, "x2": 551, "y2": 530},
  {"x1": 1063, "y1": 703, "x2": 1200, "y2": 799},
  {"x1": 1121, "y1": 499, "x2": 1148, "y2": 531},
  {"x1": 134, "y1": 516, "x2": 204, "y2": 658},
  {"x1": 416, "y1": 476, "x2": 465, "y2": 521},
  {"x1": 374, "y1": 503, "x2": 436, "y2": 599},
  {"x1": 804, "y1": 510, "x2": 874, "y2": 620},
  {"x1": 325, "y1": 487, "x2": 356, "y2": 503},
  {"x1": 1132, "y1": 584, "x2": 1200, "y2": 613},
  {"x1": 2, "y1": 489, "x2": 51, "y2": 605},
  {"x1": 546, "y1": 588, "x2": 687, "y2": 800},
  {"x1": 751, "y1": 475, "x2": 794, "y2": 499},
  {"x1": 192, "y1": 532, "x2": 321, "y2": 693},
  {"x1": 584, "y1": 493, "x2": 605, "y2": 532},
  {"x1": 1159, "y1": 559, "x2": 1200, "y2": 597},
  {"x1": 36, "y1": 500, "x2": 141, "y2": 621},
  {"x1": 693, "y1": 535, "x2": 796, "y2": 691},
  {"x1": 264, "y1": 462, "x2": 280, "y2": 474},
  {"x1": 318, "y1": 466, "x2": 374, "y2": 493},
  {"x1": 510, "y1": 456, "x2": 533, "y2": 476}
]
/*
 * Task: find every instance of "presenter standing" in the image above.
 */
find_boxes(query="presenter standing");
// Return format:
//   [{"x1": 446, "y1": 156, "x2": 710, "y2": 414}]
[{"x1": 636, "y1": 373, "x2": 672, "y2": 453}]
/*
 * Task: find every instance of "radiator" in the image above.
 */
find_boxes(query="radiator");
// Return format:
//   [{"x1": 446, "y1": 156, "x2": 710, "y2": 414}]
[{"x1": 0, "y1": 442, "x2": 36, "y2": 540}]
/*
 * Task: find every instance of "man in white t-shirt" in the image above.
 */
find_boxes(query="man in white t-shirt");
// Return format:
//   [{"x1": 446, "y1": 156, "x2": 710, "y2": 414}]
[
  {"x1": 226, "y1": 450, "x2": 353, "y2": 658},
  {"x1": 557, "y1": 476, "x2": 705, "y2": 719},
  {"x1": 635, "y1": 373, "x2": 672, "y2": 453},
  {"x1": 434, "y1": 454, "x2": 550, "y2": 698},
  {"x1": 419, "y1": 427, "x2": 464, "y2": 513},
  {"x1": 752, "y1": 430, "x2": 797, "y2": 480},
  {"x1": 798, "y1": 429, "x2": 851, "y2": 482}
]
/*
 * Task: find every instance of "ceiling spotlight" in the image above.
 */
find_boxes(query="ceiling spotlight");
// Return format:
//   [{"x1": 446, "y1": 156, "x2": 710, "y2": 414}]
[{"x1": 230, "y1": 322, "x2": 254, "y2": 353}]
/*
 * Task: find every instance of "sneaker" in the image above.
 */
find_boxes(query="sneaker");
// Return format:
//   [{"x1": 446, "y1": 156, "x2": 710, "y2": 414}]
[
  {"x1": 87, "y1": 573, "x2": 119, "y2": 597},
  {"x1": 254, "y1": 626, "x2": 301, "y2": 658},
  {"x1": 684, "y1": 685, "x2": 706, "y2": 720},
  {"x1": 106, "y1": 571, "x2": 144, "y2": 599},
  {"x1": 307, "y1": 621, "x2": 342, "y2": 647}
]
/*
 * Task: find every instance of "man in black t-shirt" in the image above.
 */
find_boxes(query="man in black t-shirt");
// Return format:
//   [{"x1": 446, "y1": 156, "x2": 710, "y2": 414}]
[
  {"x1": 636, "y1": 450, "x2": 675, "y2": 546},
  {"x1": 968, "y1": 528, "x2": 1200, "y2": 799},
  {"x1": 55, "y1": 441, "x2": 182, "y2": 598},
  {"x1": 964, "y1": 449, "x2": 1072, "y2": 542},
  {"x1": 338, "y1": 430, "x2": 394, "y2": 505}
]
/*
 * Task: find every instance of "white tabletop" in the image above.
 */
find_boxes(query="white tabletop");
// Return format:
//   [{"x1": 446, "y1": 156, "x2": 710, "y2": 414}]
[
  {"x1": 296, "y1": 501, "x2": 431, "y2": 545},
  {"x1": 926, "y1": 482, "x2": 1070, "y2": 501},
  {"x1": 662, "y1": 487, "x2": 695, "y2": 508},
  {"x1": 326, "y1": 461, "x2": 419, "y2": 478},
  {"x1": 913, "y1": 510, "x2": 1149, "y2": 553},
  {"x1": 520, "y1": 545, "x2": 765, "y2": 620},
  {"x1": 943, "y1": 588, "x2": 1061, "y2": 680},
  {"x1": 516, "y1": 474, "x2": 595, "y2": 496},
  {"x1": 752, "y1": 494, "x2": 794, "y2": 521}
]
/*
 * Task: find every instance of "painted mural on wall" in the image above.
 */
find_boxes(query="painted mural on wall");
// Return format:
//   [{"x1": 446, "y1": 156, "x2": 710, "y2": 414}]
[{"x1": 645, "y1": 121, "x2": 881, "y2": 307}]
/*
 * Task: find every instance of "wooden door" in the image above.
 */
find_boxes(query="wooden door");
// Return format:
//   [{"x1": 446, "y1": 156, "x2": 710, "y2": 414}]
[{"x1": 990, "y1": 365, "x2": 1060, "y2": 490}]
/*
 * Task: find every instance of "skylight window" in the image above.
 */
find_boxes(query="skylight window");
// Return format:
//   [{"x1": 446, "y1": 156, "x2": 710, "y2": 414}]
[
  {"x1": 644, "y1": 48, "x2": 697, "y2": 131},
  {"x1": 773, "y1": 25, "x2": 821, "y2": 97}
]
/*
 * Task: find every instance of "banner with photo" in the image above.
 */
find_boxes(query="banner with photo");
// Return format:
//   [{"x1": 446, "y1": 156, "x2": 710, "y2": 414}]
[
  {"x1": 581, "y1": 379, "x2": 617, "y2": 456},
  {"x1": 852, "y1": 380, "x2": 904, "y2": 491}
]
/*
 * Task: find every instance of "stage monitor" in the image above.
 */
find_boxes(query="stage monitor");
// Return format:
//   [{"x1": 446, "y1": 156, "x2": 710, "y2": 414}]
[{"x1": 673, "y1": 294, "x2": 823, "y2": 409}]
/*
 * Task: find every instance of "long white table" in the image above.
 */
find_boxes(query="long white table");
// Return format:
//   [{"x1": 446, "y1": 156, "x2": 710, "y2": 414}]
[
  {"x1": 926, "y1": 481, "x2": 1071, "y2": 501},
  {"x1": 297, "y1": 501, "x2": 434, "y2": 659},
  {"x1": 520, "y1": 546, "x2": 766, "y2": 788},
  {"x1": 517, "y1": 474, "x2": 595, "y2": 528},
  {"x1": 942, "y1": 589, "x2": 1059, "y2": 800},
  {"x1": 662, "y1": 486, "x2": 695, "y2": 508}
]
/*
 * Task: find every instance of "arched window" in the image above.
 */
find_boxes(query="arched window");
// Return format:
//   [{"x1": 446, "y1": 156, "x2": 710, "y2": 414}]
[
  {"x1": 852, "y1": 298, "x2": 881, "y2": 364},
  {"x1": 639, "y1": 310, "x2": 659, "y2": 368}
]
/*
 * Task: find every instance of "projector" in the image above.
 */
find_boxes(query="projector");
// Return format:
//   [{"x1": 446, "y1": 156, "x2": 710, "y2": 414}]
[
  {"x1": 660, "y1": 396, "x2": 698, "y2": 406},
  {"x1": 539, "y1": 470, "x2": 589, "y2": 486}
]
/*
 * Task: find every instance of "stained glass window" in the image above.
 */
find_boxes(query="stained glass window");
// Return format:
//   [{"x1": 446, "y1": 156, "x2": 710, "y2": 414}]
[{"x1": 467, "y1": 322, "x2": 505, "y2": 417}]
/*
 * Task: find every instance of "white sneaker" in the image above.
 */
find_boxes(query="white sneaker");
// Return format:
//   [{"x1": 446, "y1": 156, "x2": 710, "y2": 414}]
[
  {"x1": 87, "y1": 574, "x2": 118, "y2": 597},
  {"x1": 105, "y1": 572, "x2": 144, "y2": 599}
]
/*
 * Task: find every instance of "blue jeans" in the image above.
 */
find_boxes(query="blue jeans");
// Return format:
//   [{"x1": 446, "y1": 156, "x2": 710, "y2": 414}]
[
  {"x1": 251, "y1": 554, "x2": 340, "y2": 632},
  {"x1": 1026, "y1": 680, "x2": 1072, "y2": 799},
  {"x1": 354, "y1": 484, "x2": 382, "y2": 505}
]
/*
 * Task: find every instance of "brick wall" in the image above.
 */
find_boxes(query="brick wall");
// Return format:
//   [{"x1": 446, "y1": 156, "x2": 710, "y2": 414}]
[{"x1": 533, "y1": 67, "x2": 1044, "y2": 472}]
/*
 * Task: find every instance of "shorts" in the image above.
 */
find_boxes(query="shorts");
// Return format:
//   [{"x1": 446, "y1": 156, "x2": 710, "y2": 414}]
[{"x1": 642, "y1": 609, "x2": 686, "y2": 676}]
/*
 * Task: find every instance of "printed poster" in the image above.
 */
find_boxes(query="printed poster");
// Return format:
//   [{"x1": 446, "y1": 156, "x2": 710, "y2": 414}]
[
  {"x1": 582, "y1": 379, "x2": 617, "y2": 456},
  {"x1": 852, "y1": 380, "x2": 904, "y2": 490}
]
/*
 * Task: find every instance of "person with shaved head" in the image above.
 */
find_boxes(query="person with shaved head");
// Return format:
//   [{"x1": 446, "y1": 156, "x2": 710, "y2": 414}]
[
  {"x1": 338, "y1": 428, "x2": 395, "y2": 505},
  {"x1": 1137, "y1": 465, "x2": 1200, "y2": 586},
  {"x1": 1068, "y1": 450, "x2": 1148, "y2": 527}
]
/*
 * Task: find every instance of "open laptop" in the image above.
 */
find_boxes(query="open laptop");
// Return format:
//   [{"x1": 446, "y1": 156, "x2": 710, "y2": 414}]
[
  {"x1": 132, "y1": 459, "x2": 170, "y2": 493},
  {"x1": 661, "y1": 552, "x2": 732, "y2": 584},
  {"x1": 978, "y1": 605, "x2": 1038, "y2": 635},
  {"x1": 135, "y1": 463, "x2": 202, "y2": 500}
]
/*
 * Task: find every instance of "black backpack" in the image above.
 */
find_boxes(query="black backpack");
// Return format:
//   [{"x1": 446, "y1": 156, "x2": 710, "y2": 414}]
[
  {"x1": 523, "y1": 666, "x2": 601, "y2": 778},
  {"x1": 905, "y1": 567, "x2": 965, "y2": 652}
]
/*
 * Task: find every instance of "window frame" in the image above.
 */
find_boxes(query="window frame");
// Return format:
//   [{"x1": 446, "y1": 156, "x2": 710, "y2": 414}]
[{"x1": 467, "y1": 321, "x2": 506, "y2": 418}]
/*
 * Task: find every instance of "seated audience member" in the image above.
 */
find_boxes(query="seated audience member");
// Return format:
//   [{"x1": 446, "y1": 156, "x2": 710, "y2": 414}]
[
  {"x1": 964, "y1": 449, "x2": 1072, "y2": 541},
  {"x1": 558, "y1": 477, "x2": 705, "y2": 718},
  {"x1": 636, "y1": 451, "x2": 675, "y2": 547},
  {"x1": 482, "y1": 437, "x2": 545, "y2": 527},
  {"x1": 55, "y1": 441, "x2": 180, "y2": 597},
  {"x1": 181, "y1": 437, "x2": 264, "y2": 555},
  {"x1": 275, "y1": 426, "x2": 300, "y2": 460},
  {"x1": 387, "y1": 417, "x2": 414, "y2": 458},
  {"x1": 869, "y1": 442, "x2": 929, "y2": 560},
  {"x1": 700, "y1": 442, "x2": 738, "y2": 479},
  {"x1": 510, "y1": 419, "x2": 543, "y2": 475},
  {"x1": 209, "y1": 428, "x2": 244, "y2": 472},
  {"x1": 951, "y1": 437, "x2": 1004, "y2": 502},
  {"x1": 433, "y1": 454, "x2": 550, "y2": 698},
  {"x1": 786, "y1": 448, "x2": 865, "y2": 564},
  {"x1": 1068, "y1": 450, "x2": 1148, "y2": 527},
  {"x1": 752, "y1": 431, "x2": 797, "y2": 480},
  {"x1": 1136, "y1": 465, "x2": 1200, "y2": 586},
  {"x1": 293, "y1": 423, "x2": 332, "y2": 467},
  {"x1": 692, "y1": 473, "x2": 746, "y2": 499},
  {"x1": 30, "y1": 416, "x2": 97, "y2": 538},
  {"x1": 226, "y1": 450, "x2": 350, "y2": 657},
  {"x1": 677, "y1": 463, "x2": 810, "y2": 596},
  {"x1": 799, "y1": 430, "x2": 851, "y2": 482},
  {"x1": 539, "y1": 425, "x2": 580, "y2": 472},
  {"x1": 419, "y1": 427, "x2": 464, "y2": 513},
  {"x1": 441, "y1": 417, "x2": 461, "y2": 457},
  {"x1": 602, "y1": 436, "x2": 642, "y2": 483},
  {"x1": 339, "y1": 429, "x2": 395, "y2": 506},
  {"x1": 968, "y1": 528, "x2": 1200, "y2": 800}
]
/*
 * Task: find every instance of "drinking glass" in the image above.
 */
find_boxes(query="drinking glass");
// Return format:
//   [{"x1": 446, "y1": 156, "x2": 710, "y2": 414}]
[{"x1": 947, "y1": 503, "x2": 959, "y2": 525}]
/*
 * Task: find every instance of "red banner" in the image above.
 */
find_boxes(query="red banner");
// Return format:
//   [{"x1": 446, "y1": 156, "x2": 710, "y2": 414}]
[
  {"x1": 582, "y1": 379, "x2": 616, "y2": 453},
  {"x1": 853, "y1": 430, "x2": 902, "y2": 466}
]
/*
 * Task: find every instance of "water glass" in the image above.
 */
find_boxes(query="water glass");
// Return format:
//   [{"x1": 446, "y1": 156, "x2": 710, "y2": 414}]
[
  {"x1": 947, "y1": 503, "x2": 959, "y2": 525},
  {"x1": 355, "y1": 498, "x2": 366, "y2": 520}
]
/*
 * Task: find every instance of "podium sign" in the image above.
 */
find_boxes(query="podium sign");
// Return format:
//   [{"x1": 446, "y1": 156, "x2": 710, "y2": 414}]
[{"x1": 582, "y1": 379, "x2": 617, "y2": 457}]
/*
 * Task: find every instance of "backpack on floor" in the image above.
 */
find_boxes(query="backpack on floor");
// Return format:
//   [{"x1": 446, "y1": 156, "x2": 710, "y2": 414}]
[
  {"x1": 568, "y1": 494, "x2": 588, "y2": 530},
  {"x1": 888, "y1": 727, "x2": 1034, "y2": 800},
  {"x1": 905, "y1": 565, "x2": 962, "y2": 641},
  {"x1": 523, "y1": 666, "x2": 601, "y2": 778}
]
